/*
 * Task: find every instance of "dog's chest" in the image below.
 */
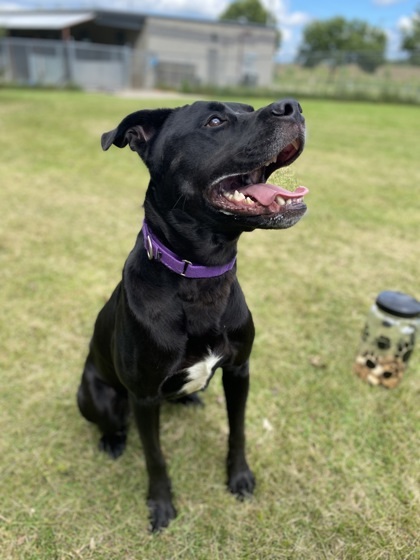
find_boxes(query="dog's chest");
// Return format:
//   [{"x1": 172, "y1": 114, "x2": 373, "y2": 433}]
[{"x1": 159, "y1": 351, "x2": 222, "y2": 399}]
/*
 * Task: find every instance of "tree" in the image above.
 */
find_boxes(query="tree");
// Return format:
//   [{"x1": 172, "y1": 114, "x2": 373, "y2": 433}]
[
  {"x1": 401, "y1": 6, "x2": 420, "y2": 65},
  {"x1": 219, "y1": 0, "x2": 280, "y2": 48},
  {"x1": 297, "y1": 17, "x2": 387, "y2": 73},
  {"x1": 220, "y1": 0, "x2": 277, "y2": 27}
]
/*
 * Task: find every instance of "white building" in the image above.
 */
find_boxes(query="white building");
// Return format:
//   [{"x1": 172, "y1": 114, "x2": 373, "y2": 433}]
[{"x1": 0, "y1": 9, "x2": 278, "y2": 90}]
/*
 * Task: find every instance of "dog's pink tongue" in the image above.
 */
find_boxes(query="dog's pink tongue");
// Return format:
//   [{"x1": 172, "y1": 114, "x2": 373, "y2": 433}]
[{"x1": 240, "y1": 184, "x2": 309, "y2": 206}]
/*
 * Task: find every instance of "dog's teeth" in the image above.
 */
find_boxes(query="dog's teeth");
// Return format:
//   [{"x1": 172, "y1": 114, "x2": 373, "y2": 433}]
[
  {"x1": 223, "y1": 191, "x2": 234, "y2": 201},
  {"x1": 244, "y1": 197, "x2": 255, "y2": 205},
  {"x1": 265, "y1": 156, "x2": 277, "y2": 167},
  {"x1": 233, "y1": 190, "x2": 246, "y2": 201},
  {"x1": 291, "y1": 140, "x2": 300, "y2": 150},
  {"x1": 275, "y1": 195, "x2": 286, "y2": 206},
  {"x1": 286, "y1": 199, "x2": 292, "y2": 205}
]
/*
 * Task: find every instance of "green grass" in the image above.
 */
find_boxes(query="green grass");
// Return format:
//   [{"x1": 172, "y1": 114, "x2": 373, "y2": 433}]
[
  {"x1": 273, "y1": 63, "x2": 420, "y2": 104},
  {"x1": 1, "y1": 89, "x2": 419, "y2": 559}
]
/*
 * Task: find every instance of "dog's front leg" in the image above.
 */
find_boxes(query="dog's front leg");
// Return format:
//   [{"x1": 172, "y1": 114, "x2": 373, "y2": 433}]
[
  {"x1": 131, "y1": 397, "x2": 176, "y2": 532},
  {"x1": 222, "y1": 362, "x2": 256, "y2": 498}
]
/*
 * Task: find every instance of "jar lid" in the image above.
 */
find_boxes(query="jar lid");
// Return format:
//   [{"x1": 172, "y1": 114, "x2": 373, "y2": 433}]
[{"x1": 376, "y1": 291, "x2": 420, "y2": 318}]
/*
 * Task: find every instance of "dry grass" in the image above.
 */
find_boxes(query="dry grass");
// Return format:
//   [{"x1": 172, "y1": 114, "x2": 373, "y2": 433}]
[
  {"x1": 0, "y1": 89, "x2": 419, "y2": 559},
  {"x1": 274, "y1": 63, "x2": 420, "y2": 103}
]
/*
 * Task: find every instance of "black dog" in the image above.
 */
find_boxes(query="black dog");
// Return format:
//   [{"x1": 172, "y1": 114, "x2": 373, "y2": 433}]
[{"x1": 77, "y1": 99, "x2": 308, "y2": 531}]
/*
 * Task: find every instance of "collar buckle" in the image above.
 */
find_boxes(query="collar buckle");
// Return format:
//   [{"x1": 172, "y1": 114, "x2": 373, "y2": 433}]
[
  {"x1": 146, "y1": 235, "x2": 154, "y2": 260},
  {"x1": 181, "y1": 260, "x2": 192, "y2": 277},
  {"x1": 142, "y1": 220, "x2": 236, "y2": 279}
]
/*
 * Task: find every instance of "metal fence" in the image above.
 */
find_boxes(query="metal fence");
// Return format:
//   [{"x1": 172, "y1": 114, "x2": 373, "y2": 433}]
[
  {"x1": 2, "y1": 36, "x2": 420, "y2": 103},
  {"x1": 0, "y1": 36, "x2": 273, "y2": 91},
  {"x1": 0, "y1": 37, "x2": 132, "y2": 90}
]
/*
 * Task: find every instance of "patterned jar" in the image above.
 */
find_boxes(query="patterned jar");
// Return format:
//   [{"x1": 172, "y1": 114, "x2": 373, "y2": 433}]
[{"x1": 354, "y1": 291, "x2": 420, "y2": 388}]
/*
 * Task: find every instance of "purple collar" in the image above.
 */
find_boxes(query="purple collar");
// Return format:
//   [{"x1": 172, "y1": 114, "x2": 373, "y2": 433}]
[{"x1": 142, "y1": 221, "x2": 236, "y2": 279}]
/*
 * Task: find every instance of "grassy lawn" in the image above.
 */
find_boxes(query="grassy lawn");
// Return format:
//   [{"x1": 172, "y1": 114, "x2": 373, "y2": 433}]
[
  {"x1": 274, "y1": 63, "x2": 420, "y2": 103},
  {"x1": 1, "y1": 89, "x2": 419, "y2": 559}
]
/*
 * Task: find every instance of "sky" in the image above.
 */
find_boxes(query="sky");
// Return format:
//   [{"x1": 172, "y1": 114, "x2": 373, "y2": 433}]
[{"x1": 0, "y1": 0, "x2": 419, "y2": 61}]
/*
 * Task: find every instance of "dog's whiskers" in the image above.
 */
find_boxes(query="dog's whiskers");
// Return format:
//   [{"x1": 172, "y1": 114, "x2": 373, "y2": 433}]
[{"x1": 172, "y1": 194, "x2": 187, "y2": 210}]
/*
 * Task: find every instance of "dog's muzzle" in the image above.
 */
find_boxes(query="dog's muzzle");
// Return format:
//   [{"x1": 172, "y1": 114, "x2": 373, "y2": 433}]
[{"x1": 205, "y1": 149, "x2": 309, "y2": 229}]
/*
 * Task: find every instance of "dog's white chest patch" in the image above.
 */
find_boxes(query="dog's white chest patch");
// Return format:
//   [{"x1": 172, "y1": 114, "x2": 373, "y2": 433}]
[
  {"x1": 159, "y1": 351, "x2": 222, "y2": 398},
  {"x1": 181, "y1": 352, "x2": 221, "y2": 395}
]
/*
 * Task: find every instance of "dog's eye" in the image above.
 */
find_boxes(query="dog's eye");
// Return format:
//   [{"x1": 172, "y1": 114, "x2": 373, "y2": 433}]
[{"x1": 206, "y1": 116, "x2": 224, "y2": 128}]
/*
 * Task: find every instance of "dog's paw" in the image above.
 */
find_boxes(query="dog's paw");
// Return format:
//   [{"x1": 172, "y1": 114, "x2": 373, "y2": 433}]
[
  {"x1": 98, "y1": 432, "x2": 126, "y2": 459},
  {"x1": 228, "y1": 467, "x2": 256, "y2": 500},
  {"x1": 147, "y1": 499, "x2": 177, "y2": 532}
]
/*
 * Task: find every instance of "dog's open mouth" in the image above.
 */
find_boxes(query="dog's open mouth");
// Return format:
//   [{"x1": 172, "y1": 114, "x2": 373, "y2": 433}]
[{"x1": 207, "y1": 138, "x2": 308, "y2": 217}]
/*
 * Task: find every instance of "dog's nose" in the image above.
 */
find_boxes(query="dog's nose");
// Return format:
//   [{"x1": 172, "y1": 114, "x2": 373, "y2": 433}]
[{"x1": 271, "y1": 99, "x2": 303, "y2": 118}]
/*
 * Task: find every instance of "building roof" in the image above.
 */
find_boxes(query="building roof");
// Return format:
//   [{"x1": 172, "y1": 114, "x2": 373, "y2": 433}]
[
  {"x1": 0, "y1": 9, "x2": 276, "y2": 33},
  {"x1": 0, "y1": 11, "x2": 94, "y2": 30}
]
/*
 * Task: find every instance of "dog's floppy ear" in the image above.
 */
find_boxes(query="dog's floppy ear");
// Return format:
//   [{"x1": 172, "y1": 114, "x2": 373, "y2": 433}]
[{"x1": 101, "y1": 108, "x2": 174, "y2": 152}]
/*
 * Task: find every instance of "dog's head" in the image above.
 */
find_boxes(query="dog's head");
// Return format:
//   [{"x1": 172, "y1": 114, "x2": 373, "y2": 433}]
[{"x1": 101, "y1": 99, "x2": 308, "y2": 232}]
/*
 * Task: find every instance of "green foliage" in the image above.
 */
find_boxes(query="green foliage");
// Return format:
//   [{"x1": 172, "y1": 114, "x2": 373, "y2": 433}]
[
  {"x1": 219, "y1": 0, "x2": 281, "y2": 49},
  {"x1": 1, "y1": 89, "x2": 419, "y2": 558},
  {"x1": 401, "y1": 6, "x2": 420, "y2": 65},
  {"x1": 298, "y1": 17, "x2": 387, "y2": 73},
  {"x1": 219, "y1": 0, "x2": 276, "y2": 26},
  {"x1": 219, "y1": 0, "x2": 281, "y2": 48}
]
